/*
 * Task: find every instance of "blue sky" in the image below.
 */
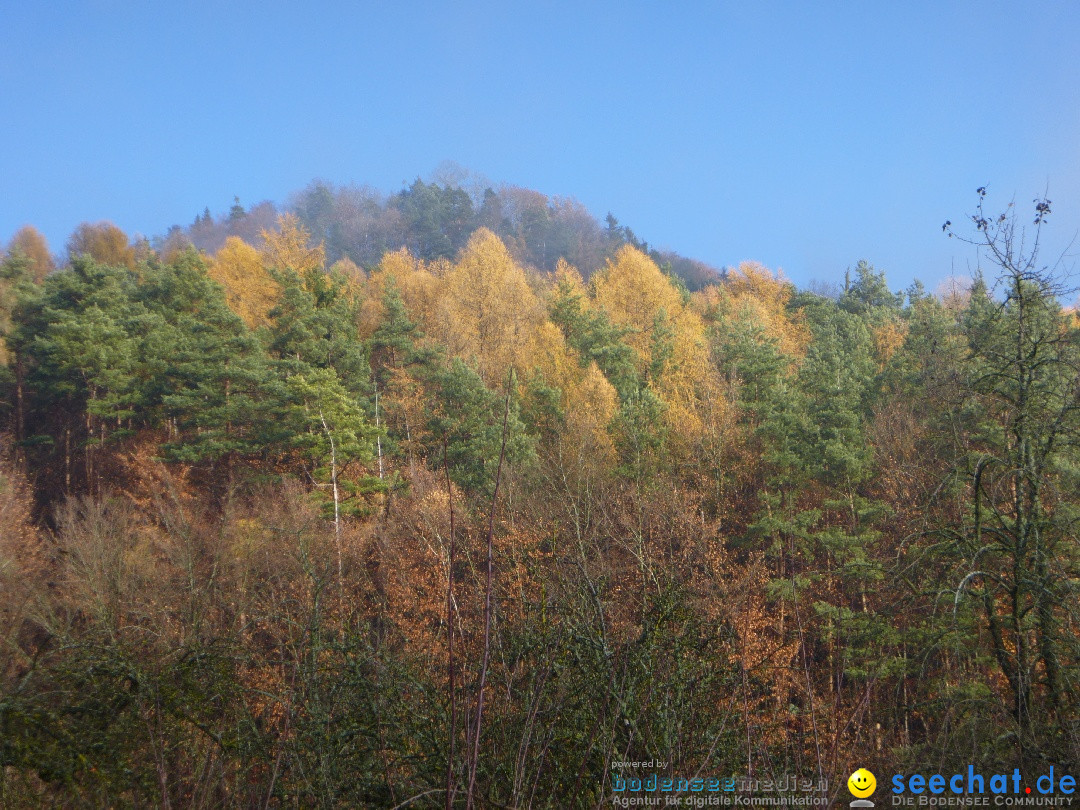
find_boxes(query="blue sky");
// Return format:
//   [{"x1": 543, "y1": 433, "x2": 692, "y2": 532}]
[{"x1": 2, "y1": 2, "x2": 1078, "y2": 292}]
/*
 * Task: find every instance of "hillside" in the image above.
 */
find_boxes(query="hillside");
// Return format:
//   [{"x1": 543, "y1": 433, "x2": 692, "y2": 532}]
[{"x1": 0, "y1": 191, "x2": 1077, "y2": 807}]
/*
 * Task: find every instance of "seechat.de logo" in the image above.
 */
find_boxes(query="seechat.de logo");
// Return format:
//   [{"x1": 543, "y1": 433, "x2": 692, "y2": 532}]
[{"x1": 849, "y1": 768, "x2": 877, "y2": 808}]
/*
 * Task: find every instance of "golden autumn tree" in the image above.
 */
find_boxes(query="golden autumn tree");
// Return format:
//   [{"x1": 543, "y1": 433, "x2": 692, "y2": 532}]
[
  {"x1": 7, "y1": 225, "x2": 53, "y2": 282},
  {"x1": 436, "y1": 228, "x2": 546, "y2": 384},
  {"x1": 591, "y1": 245, "x2": 686, "y2": 364},
  {"x1": 697, "y1": 261, "x2": 810, "y2": 360},
  {"x1": 66, "y1": 221, "x2": 136, "y2": 269},
  {"x1": 523, "y1": 319, "x2": 579, "y2": 394},
  {"x1": 208, "y1": 236, "x2": 281, "y2": 328},
  {"x1": 871, "y1": 319, "x2": 908, "y2": 370},
  {"x1": 562, "y1": 360, "x2": 619, "y2": 466},
  {"x1": 551, "y1": 258, "x2": 589, "y2": 305},
  {"x1": 328, "y1": 256, "x2": 364, "y2": 284},
  {"x1": 591, "y1": 245, "x2": 716, "y2": 454},
  {"x1": 361, "y1": 248, "x2": 441, "y2": 338},
  {"x1": 260, "y1": 213, "x2": 325, "y2": 276}
]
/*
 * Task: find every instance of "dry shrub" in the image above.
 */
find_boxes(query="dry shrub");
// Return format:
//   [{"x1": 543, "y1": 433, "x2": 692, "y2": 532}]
[
  {"x1": 0, "y1": 452, "x2": 46, "y2": 681},
  {"x1": 53, "y1": 494, "x2": 159, "y2": 634},
  {"x1": 375, "y1": 466, "x2": 460, "y2": 662}
]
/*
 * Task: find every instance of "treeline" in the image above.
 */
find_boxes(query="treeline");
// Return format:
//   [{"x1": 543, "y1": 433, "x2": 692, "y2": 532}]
[
  {"x1": 174, "y1": 178, "x2": 723, "y2": 291},
  {"x1": 0, "y1": 192, "x2": 1077, "y2": 807}
]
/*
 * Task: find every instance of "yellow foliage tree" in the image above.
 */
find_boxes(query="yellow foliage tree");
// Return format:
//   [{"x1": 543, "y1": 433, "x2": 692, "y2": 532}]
[
  {"x1": 562, "y1": 361, "x2": 618, "y2": 464},
  {"x1": 7, "y1": 225, "x2": 53, "y2": 282},
  {"x1": 66, "y1": 221, "x2": 135, "y2": 269},
  {"x1": 590, "y1": 246, "x2": 716, "y2": 452},
  {"x1": 361, "y1": 248, "x2": 442, "y2": 338},
  {"x1": 591, "y1": 245, "x2": 685, "y2": 363},
  {"x1": 552, "y1": 258, "x2": 589, "y2": 305},
  {"x1": 525, "y1": 320, "x2": 579, "y2": 394},
  {"x1": 436, "y1": 229, "x2": 545, "y2": 384},
  {"x1": 655, "y1": 315, "x2": 718, "y2": 453},
  {"x1": 260, "y1": 213, "x2": 325, "y2": 275},
  {"x1": 329, "y1": 256, "x2": 364, "y2": 283},
  {"x1": 698, "y1": 262, "x2": 810, "y2": 360},
  {"x1": 208, "y1": 237, "x2": 281, "y2": 328},
  {"x1": 872, "y1": 319, "x2": 908, "y2": 370}
]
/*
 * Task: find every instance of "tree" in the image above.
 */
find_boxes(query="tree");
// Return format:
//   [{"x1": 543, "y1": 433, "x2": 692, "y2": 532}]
[
  {"x1": 392, "y1": 180, "x2": 476, "y2": 261},
  {"x1": 208, "y1": 236, "x2": 281, "y2": 328},
  {"x1": 703, "y1": 262, "x2": 810, "y2": 360},
  {"x1": 0, "y1": 245, "x2": 46, "y2": 418},
  {"x1": 477, "y1": 187, "x2": 508, "y2": 234},
  {"x1": 591, "y1": 246, "x2": 684, "y2": 364},
  {"x1": 141, "y1": 251, "x2": 275, "y2": 466},
  {"x1": 426, "y1": 360, "x2": 532, "y2": 496},
  {"x1": 362, "y1": 248, "x2": 441, "y2": 335},
  {"x1": 229, "y1": 196, "x2": 246, "y2": 222},
  {"x1": 6, "y1": 226, "x2": 53, "y2": 282},
  {"x1": 66, "y1": 222, "x2": 135, "y2": 269},
  {"x1": 282, "y1": 366, "x2": 376, "y2": 586},
  {"x1": 363, "y1": 277, "x2": 440, "y2": 477},
  {"x1": 549, "y1": 262, "x2": 638, "y2": 400},
  {"x1": 437, "y1": 229, "x2": 545, "y2": 385},
  {"x1": 267, "y1": 264, "x2": 369, "y2": 397},
  {"x1": 938, "y1": 190, "x2": 1080, "y2": 763},
  {"x1": 368, "y1": 276, "x2": 437, "y2": 389},
  {"x1": 840, "y1": 260, "x2": 903, "y2": 316},
  {"x1": 260, "y1": 213, "x2": 325, "y2": 276},
  {"x1": 16, "y1": 257, "x2": 147, "y2": 490}
]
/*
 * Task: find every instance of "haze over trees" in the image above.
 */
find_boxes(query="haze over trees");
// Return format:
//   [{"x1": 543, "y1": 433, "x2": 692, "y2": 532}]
[
  {"x1": 0, "y1": 184, "x2": 1077, "y2": 807},
  {"x1": 171, "y1": 176, "x2": 724, "y2": 293}
]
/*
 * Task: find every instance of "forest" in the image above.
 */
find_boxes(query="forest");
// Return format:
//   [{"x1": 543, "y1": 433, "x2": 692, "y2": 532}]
[{"x1": 0, "y1": 183, "x2": 1077, "y2": 807}]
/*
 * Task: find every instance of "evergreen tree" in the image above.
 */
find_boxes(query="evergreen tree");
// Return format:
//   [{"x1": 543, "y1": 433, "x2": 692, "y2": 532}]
[
  {"x1": 139, "y1": 251, "x2": 276, "y2": 463},
  {"x1": 426, "y1": 360, "x2": 532, "y2": 496},
  {"x1": 934, "y1": 194, "x2": 1080, "y2": 762},
  {"x1": 268, "y1": 266, "x2": 369, "y2": 397},
  {"x1": 549, "y1": 273, "x2": 638, "y2": 400}
]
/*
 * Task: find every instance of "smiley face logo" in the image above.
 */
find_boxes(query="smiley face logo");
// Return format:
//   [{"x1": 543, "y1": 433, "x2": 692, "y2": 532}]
[{"x1": 848, "y1": 768, "x2": 876, "y2": 798}]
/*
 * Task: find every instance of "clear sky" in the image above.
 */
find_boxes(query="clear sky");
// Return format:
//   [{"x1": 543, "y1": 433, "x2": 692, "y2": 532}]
[{"x1": 2, "y1": 2, "x2": 1078, "y2": 292}]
